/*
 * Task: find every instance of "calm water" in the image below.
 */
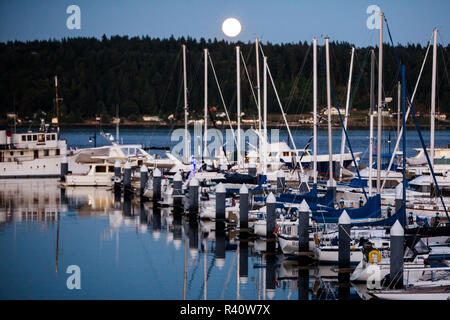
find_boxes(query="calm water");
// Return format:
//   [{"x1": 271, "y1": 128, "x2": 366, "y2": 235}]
[
  {"x1": 0, "y1": 179, "x2": 364, "y2": 300},
  {"x1": 0, "y1": 127, "x2": 448, "y2": 299}
]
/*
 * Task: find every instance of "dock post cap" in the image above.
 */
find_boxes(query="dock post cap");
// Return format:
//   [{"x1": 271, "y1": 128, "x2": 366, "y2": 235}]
[
  {"x1": 114, "y1": 160, "x2": 121, "y2": 167},
  {"x1": 189, "y1": 248, "x2": 198, "y2": 259},
  {"x1": 140, "y1": 164, "x2": 148, "y2": 172},
  {"x1": 190, "y1": 177, "x2": 199, "y2": 186},
  {"x1": 153, "y1": 167, "x2": 161, "y2": 177},
  {"x1": 173, "y1": 172, "x2": 182, "y2": 181},
  {"x1": 267, "y1": 192, "x2": 276, "y2": 204},
  {"x1": 240, "y1": 184, "x2": 248, "y2": 194},
  {"x1": 327, "y1": 178, "x2": 336, "y2": 187},
  {"x1": 299, "y1": 199, "x2": 310, "y2": 212},
  {"x1": 239, "y1": 276, "x2": 248, "y2": 284},
  {"x1": 124, "y1": 161, "x2": 131, "y2": 169},
  {"x1": 216, "y1": 182, "x2": 226, "y2": 193},
  {"x1": 61, "y1": 155, "x2": 68, "y2": 163},
  {"x1": 215, "y1": 258, "x2": 225, "y2": 269},
  {"x1": 338, "y1": 210, "x2": 351, "y2": 225},
  {"x1": 266, "y1": 289, "x2": 275, "y2": 300},
  {"x1": 277, "y1": 170, "x2": 285, "y2": 177},
  {"x1": 391, "y1": 220, "x2": 404, "y2": 236}
]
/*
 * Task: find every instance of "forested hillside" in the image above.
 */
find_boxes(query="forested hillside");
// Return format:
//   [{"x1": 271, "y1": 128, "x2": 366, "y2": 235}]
[{"x1": 0, "y1": 35, "x2": 448, "y2": 124}]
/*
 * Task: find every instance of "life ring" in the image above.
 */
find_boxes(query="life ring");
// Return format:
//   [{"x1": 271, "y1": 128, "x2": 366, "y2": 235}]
[
  {"x1": 368, "y1": 250, "x2": 381, "y2": 263},
  {"x1": 314, "y1": 233, "x2": 320, "y2": 245}
]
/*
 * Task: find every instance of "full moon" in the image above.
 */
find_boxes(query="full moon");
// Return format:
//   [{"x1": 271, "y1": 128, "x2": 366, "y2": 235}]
[{"x1": 221, "y1": 18, "x2": 242, "y2": 37}]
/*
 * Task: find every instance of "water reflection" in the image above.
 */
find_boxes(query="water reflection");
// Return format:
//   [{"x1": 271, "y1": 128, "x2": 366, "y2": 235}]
[{"x1": 0, "y1": 179, "x2": 362, "y2": 299}]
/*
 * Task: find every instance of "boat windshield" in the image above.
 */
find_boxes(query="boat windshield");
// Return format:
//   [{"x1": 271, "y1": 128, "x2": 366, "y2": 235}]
[{"x1": 414, "y1": 239, "x2": 430, "y2": 255}]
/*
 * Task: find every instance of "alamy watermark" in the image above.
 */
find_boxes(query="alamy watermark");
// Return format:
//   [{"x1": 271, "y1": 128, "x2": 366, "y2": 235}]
[
  {"x1": 170, "y1": 122, "x2": 280, "y2": 162},
  {"x1": 366, "y1": 5, "x2": 381, "y2": 30},
  {"x1": 66, "y1": 265, "x2": 81, "y2": 290},
  {"x1": 66, "y1": 5, "x2": 81, "y2": 30}
]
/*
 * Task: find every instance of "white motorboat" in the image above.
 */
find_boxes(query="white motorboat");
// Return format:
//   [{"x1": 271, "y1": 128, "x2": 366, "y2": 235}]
[
  {"x1": 65, "y1": 162, "x2": 115, "y2": 187},
  {"x1": 350, "y1": 238, "x2": 432, "y2": 283},
  {"x1": 369, "y1": 267, "x2": 450, "y2": 300},
  {"x1": 407, "y1": 147, "x2": 450, "y2": 176},
  {"x1": 67, "y1": 144, "x2": 184, "y2": 174}
]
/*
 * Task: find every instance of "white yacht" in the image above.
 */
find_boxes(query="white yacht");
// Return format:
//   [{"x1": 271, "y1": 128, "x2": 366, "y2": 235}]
[
  {"x1": 0, "y1": 122, "x2": 67, "y2": 178},
  {"x1": 249, "y1": 141, "x2": 361, "y2": 173},
  {"x1": 67, "y1": 143, "x2": 189, "y2": 175},
  {"x1": 65, "y1": 162, "x2": 115, "y2": 187},
  {"x1": 407, "y1": 147, "x2": 450, "y2": 175}
]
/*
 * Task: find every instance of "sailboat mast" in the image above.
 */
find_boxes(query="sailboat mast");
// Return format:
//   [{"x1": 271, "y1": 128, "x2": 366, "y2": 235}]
[
  {"x1": 256, "y1": 38, "x2": 262, "y2": 163},
  {"x1": 325, "y1": 37, "x2": 334, "y2": 182},
  {"x1": 339, "y1": 47, "x2": 355, "y2": 180},
  {"x1": 182, "y1": 44, "x2": 190, "y2": 163},
  {"x1": 430, "y1": 28, "x2": 437, "y2": 185},
  {"x1": 236, "y1": 46, "x2": 241, "y2": 168},
  {"x1": 313, "y1": 37, "x2": 318, "y2": 184},
  {"x1": 263, "y1": 56, "x2": 268, "y2": 174},
  {"x1": 369, "y1": 50, "x2": 375, "y2": 196},
  {"x1": 116, "y1": 104, "x2": 119, "y2": 143},
  {"x1": 397, "y1": 81, "x2": 401, "y2": 137},
  {"x1": 402, "y1": 65, "x2": 407, "y2": 223},
  {"x1": 54, "y1": 75, "x2": 60, "y2": 136},
  {"x1": 204, "y1": 48, "x2": 208, "y2": 159},
  {"x1": 377, "y1": 11, "x2": 384, "y2": 194}
]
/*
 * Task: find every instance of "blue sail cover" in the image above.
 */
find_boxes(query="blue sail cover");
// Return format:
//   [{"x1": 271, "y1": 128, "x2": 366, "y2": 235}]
[
  {"x1": 349, "y1": 205, "x2": 406, "y2": 228},
  {"x1": 348, "y1": 179, "x2": 368, "y2": 188},
  {"x1": 317, "y1": 187, "x2": 334, "y2": 207},
  {"x1": 276, "y1": 184, "x2": 319, "y2": 205},
  {"x1": 312, "y1": 194, "x2": 381, "y2": 223}
]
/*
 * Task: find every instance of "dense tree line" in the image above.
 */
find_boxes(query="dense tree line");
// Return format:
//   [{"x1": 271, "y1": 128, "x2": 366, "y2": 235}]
[{"x1": 0, "y1": 35, "x2": 448, "y2": 124}]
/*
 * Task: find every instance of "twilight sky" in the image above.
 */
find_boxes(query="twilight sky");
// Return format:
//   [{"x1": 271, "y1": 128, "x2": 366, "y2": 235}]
[{"x1": 0, "y1": 0, "x2": 449, "y2": 46}]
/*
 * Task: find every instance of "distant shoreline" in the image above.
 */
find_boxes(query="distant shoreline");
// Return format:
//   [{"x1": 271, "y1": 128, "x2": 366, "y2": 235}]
[{"x1": 2, "y1": 122, "x2": 450, "y2": 130}]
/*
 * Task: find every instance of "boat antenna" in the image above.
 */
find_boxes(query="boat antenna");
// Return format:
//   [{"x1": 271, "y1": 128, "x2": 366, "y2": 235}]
[
  {"x1": 54, "y1": 75, "x2": 60, "y2": 138},
  {"x1": 116, "y1": 104, "x2": 120, "y2": 144}
]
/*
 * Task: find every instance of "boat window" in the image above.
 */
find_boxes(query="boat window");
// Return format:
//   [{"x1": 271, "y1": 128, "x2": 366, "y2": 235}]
[
  {"x1": 46, "y1": 135, "x2": 51, "y2": 140},
  {"x1": 33, "y1": 135, "x2": 37, "y2": 141},
  {"x1": 414, "y1": 239, "x2": 430, "y2": 255},
  {"x1": 403, "y1": 246, "x2": 415, "y2": 259},
  {"x1": 95, "y1": 166, "x2": 107, "y2": 173},
  {"x1": 121, "y1": 148, "x2": 129, "y2": 156},
  {"x1": 10, "y1": 151, "x2": 13, "y2": 156},
  {"x1": 283, "y1": 152, "x2": 289, "y2": 157},
  {"x1": 56, "y1": 149, "x2": 60, "y2": 156},
  {"x1": 38, "y1": 134, "x2": 45, "y2": 143},
  {"x1": 22, "y1": 135, "x2": 26, "y2": 141},
  {"x1": 52, "y1": 134, "x2": 56, "y2": 140},
  {"x1": 44, "y1": 150, "x2": 49, "y2": 156},
  {"x1": 27, "y1": 135, "x2": 32, "y2": 141}
]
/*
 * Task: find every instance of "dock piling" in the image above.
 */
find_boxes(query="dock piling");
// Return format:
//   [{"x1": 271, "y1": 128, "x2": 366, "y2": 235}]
[
  {"x1": 140, "y1": 165, "x2": 148, "y2": 197},
  {"x1": 239, "y1": 184, "x2": 249, "y2": 230},
  {"x1": 153, "y1": 167, "x2": 162, "y2": 202},
  {"x1": 215, "y1": 182, "x2": 226, "y2": 220},
  {"x1": 188, "y1": 177, "x2": 199, "y2": 214},
  {"x1": 390, "y1": 220, "x2": 404, "y2": 289},
  {"x1": 266, "y1": 192, "x2": 276, "y2": 238},
  {"x1": 298, "y1": 199, "x2": 310, "y2": 253}
]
